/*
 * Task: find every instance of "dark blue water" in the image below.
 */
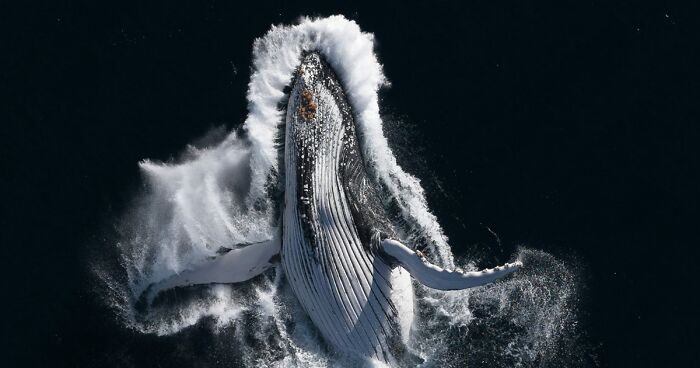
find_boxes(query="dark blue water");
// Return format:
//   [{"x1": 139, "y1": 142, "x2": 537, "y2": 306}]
[{"x1": 3, "y1": 1, "x2": 698, "y2": 367}]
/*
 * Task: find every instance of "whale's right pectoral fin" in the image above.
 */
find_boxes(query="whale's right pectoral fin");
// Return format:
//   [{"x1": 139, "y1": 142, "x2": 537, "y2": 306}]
[
  {"x1": 380, "y1": 239, "x2": 521, "y2": 290},
  {"x1": 146, "y1": 236, "x2": 281, "y2": 302}
]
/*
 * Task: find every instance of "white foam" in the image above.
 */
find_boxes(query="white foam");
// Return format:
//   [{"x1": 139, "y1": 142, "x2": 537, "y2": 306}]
[{"x1": 123, "y1": 131, "x2": 275, "y2": 299}]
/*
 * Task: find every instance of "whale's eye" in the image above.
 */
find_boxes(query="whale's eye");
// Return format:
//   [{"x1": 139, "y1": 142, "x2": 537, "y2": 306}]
[{"x1": 297, "y1": 89, "x2": 317, "y2": 120}]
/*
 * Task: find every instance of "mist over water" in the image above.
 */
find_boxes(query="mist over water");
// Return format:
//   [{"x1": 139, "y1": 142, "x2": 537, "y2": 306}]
[{"x1": 97, "y1": 16, "x2": 592, "y2": 367}]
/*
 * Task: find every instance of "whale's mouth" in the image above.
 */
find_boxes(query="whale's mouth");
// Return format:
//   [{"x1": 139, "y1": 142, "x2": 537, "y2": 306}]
[{"x1": 95, "y1": 15, "x2": 591, "y2": 367}]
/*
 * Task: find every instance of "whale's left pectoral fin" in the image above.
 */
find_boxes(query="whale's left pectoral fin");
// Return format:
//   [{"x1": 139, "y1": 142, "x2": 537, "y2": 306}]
[
  {"x1": 380, "y1": 239, "x2": 521, "y2": 290},
  {"x1": 146, "y1": 236, "x2": 281, "y2": 301}
]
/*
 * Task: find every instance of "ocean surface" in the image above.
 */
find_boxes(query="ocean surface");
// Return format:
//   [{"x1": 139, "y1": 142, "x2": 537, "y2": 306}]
[{"x1": 3, "y1": 2, "x2": 698, "y2": 367}]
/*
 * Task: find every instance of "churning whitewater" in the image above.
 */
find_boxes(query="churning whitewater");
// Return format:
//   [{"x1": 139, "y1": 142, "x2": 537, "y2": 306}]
[{"x1": 97, "y1": 15, "x2": 588, "y2": 367}]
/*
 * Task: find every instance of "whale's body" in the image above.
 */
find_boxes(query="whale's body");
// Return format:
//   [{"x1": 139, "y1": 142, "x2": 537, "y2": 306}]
[
  {"x1": 148, "y1": 51, "x2": 521, "y2": 365},
  {"x1": 283, "y1": 53, "x2": 403, "y2": 363}
]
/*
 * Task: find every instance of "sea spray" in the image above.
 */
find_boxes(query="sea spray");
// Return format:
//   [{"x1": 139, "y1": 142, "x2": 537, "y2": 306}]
[{"x1": 410, "y1": 248, "x2": 587, "y2": 367}]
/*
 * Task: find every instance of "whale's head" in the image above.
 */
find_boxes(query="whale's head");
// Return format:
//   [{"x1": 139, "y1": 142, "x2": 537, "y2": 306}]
[{"x1": 286, "y1": 52, "x2": 356, "y2": 150}]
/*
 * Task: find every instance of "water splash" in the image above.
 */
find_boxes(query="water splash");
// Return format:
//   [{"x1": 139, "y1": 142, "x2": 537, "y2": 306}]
[
  {"x1": 411, "y1": 248, "x2": 589, "y2": 367},
  {"x1": 96, "y1": 15, "x2": 592, "y2": 367}
]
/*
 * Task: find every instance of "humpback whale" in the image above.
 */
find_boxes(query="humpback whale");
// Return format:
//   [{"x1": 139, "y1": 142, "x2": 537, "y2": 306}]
[{"x1": 146, "y1": 52, "x2": 521, "y2": 364}]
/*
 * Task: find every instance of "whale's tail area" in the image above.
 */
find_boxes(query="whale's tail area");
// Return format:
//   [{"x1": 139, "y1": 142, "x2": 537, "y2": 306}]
[
  {"x1": 143, "y1": 235, "x2": 281, "y2": 303},
  {"x1": 381, "y1": 239, "x2": 521, "y2": 290}
]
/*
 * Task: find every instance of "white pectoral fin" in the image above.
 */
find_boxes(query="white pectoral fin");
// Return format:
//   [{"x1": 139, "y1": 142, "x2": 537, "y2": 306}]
[
  {"x1": 147, "y1": 236, "x2": 281, "y2": 300},
  {"x1": 381, "y1": 239, "x2": 522, "y2": 290}
]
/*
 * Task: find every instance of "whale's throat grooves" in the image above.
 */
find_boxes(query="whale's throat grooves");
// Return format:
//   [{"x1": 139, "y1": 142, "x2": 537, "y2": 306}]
[{"x1": 282, "y1": 53, "x2": 402, "y2": 363}]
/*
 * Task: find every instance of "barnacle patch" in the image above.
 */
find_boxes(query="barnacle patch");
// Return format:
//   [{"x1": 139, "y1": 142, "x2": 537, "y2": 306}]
[{"x1": 297, "y1": 89, "x2": 317, "y2": 120}]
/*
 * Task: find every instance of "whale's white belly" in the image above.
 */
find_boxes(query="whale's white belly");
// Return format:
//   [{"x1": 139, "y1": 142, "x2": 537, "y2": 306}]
[{"x1": 282, "y1": 75, "x2": 398, "y2": 362}]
